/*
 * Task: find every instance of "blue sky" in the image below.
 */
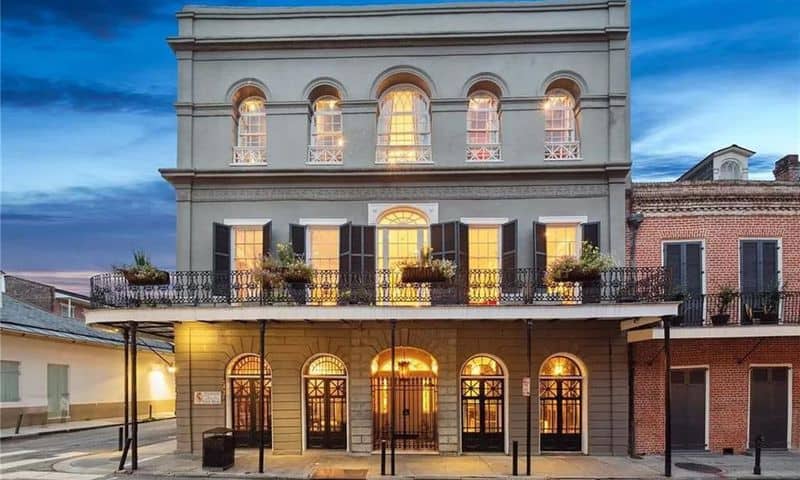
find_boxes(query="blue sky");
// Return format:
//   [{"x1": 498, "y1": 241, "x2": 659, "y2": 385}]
[{"x1": 1, "y1": 0, "x2": 799, "y2": 292}]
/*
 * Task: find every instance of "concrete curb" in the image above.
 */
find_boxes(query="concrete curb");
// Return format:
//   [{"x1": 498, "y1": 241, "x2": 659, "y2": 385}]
[{"x1": 0, "y1": 415, "x2": 175, "y2": 442}]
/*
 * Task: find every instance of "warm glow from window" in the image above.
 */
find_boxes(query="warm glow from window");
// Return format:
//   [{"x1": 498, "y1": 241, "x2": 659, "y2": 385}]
[
  {"x1": 468, "y1": 225, "x2": 500, "y2": 303},
  {"x1": 148, "y1": 366, "x2": 171, "y2": 400},
  {"x1": 233, "y1": 226, "x2": 263, "y2": 272},
  {"x1": 462, "y1": 355, "x2": 503, "y2": 376},
  {"x1": 545, "y1": 224, "x2": 578, "y2": 263},
  {"x1": 311, "y1": 97, "x2": 343, "y2": 148},
  {"x1": 377, "y1": 86, "x2": 430, "y2": 163},
  {"x1": 540, "y1": 356, "x2": 581, "y2": 377},
  {"x1": 237, "y1": 97, "x2": 266, "y2": 148},
  {"x1": 371, "y1": 347, "x2": 438, "y2": 376},
  {"x1": 308, "y1": 226, "x2": 339, "y2": 304},
  {"x1": 467, "y1": 92, "x2": 499, "y2": 145},
  {"x1": 377, "y1": 209, "x2": 430, "y2": 305}
]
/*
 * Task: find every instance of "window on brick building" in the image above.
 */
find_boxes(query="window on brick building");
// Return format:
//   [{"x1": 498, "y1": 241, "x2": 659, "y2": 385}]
[
  {"x1": 740, "y1": 240, "x2": 779, "y2": 292},
  {"x1": 663, "y1": 242, "x2": 704, "y2": 324}
]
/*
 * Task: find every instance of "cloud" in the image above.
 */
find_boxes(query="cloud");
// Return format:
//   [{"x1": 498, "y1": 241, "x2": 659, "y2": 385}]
[
  {"x1": 1, "y1": 72, "x2": 173, "y2": 115},
  {"x1": 1, "y1": 0, "x2": 171, "y2": 38},
  {"x1": 1, "y1": 181, "x2": 176, "y2": 272}
]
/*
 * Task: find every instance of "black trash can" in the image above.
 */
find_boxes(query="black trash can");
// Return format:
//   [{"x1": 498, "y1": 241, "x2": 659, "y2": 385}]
[{"x1": 202, "y1": 427, "x2": 234, "y2": 471}]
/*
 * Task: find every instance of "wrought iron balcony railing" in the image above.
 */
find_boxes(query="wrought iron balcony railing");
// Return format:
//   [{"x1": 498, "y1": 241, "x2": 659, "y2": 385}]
[
  {"x1": 670, "y1": 291, "x2": 799, "y2": 327},
  {"x1": 232, "y1": 146, "x2": 267, "y2": 165},
  {"x1": 544, "y1": 141, "x2": 581, "y2": 160},
  {"x1": 90, "y1": 267, "x2": 668, "y2": 308}
]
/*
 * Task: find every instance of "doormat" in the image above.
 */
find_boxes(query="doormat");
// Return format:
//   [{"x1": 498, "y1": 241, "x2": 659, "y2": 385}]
[
  {"x1": 311, "y1": 467, "x2": 369, "y2": 479},
  {"x1": 675, "y1": 462, "x2": 724, "y2": 474}
]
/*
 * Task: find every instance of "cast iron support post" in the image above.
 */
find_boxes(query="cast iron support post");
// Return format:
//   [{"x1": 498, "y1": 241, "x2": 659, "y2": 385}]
[
  {"x1": 259, "y1": 319, "x2": 266, "y2": 474},
  {"x1": 123, "y1": 326, "x2": 129, "y2": 446},
  {"x1": 390, "y1": 319, "x2": 397, "y2": 476},
  {"x1": 526, "y1": 319, "x2": 532, "y2": 476},
  {"x1": 664, "y1": 316, "x2": 672, "y2": 477},
  {"x1": 130, "y1": 322, "x2": 138, "y2": 471}
]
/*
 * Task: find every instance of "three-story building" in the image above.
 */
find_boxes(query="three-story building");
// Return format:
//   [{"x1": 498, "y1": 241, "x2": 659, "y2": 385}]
[{"x1": 88, "y1": 0, "x2": 676, "y2": 462}]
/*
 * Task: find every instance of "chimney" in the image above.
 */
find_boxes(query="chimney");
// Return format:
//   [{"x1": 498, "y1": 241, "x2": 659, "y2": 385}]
[{"x1": 773, "y1": 154, "x2": 799, "y2": 182}]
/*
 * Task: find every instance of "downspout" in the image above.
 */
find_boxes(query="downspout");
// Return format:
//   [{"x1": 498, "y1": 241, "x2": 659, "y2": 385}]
[
  {"x1": 626, "y1": 212, "x2": 644, "y2": 268},
  {"x1": 625, "y1": 212, "x2": 643, "y2": 457}
]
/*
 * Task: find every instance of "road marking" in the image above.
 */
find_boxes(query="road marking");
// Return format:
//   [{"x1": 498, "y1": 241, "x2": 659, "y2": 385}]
[
  {"x1": 0, "y1": 450, "x2": 38, "y2": 459},
  {"x1": 0, "y1": 451, "x2": 86, "y2": 471},
  {"x1": 0, "y1": 471, "x2": 104, "y2": 480}
]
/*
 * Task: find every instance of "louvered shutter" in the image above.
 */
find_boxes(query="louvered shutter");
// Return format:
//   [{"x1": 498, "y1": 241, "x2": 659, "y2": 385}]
[
  {"x1": 532, "y1": 222, "x2": 547, "y2": 286},
  {"x1": 430, "y1": 221, "x2": 468, "y2": 303},
  {"x1": 212, "y1": 222, "x2": 231, "y2": 297},
  {"x1": 262, "y1": 221, "x2": 272, "y2": 257},
  {"x1": 740, "y1": 241, "x2": 759, "y2": 293},
  {"x1": 289, "y1": 224, "x2": 306, "y2": 260},
  {"x1": 339, "y1": 223, "x2": 375, "y2": 302},
  {"x1": 581, "y1": 222, "x2": 600, "y2": 249},
  {"x1": 501, "y1": 220, "x2": 518, "y2": 289}
]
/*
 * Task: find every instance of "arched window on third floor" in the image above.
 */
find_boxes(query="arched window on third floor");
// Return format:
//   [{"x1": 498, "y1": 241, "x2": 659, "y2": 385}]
[
  {"x1": 544, "y1": 89, "x2": 581, "y2": 160},
  {"x1": 719, "y1": 159, "x2": 742, "y2": 180},
  {"x1": 466, "y1": 91, "x2": 501, "y2": 162},
  {"x1": 308, "y1": 96, "x2": 343, "y2": 165},
  {"x1": 233, "y1": 96, "x2": 267, "y2": 164},
  {"x1": 376, "y1": 85, "x2": 431, "y2": 164}
]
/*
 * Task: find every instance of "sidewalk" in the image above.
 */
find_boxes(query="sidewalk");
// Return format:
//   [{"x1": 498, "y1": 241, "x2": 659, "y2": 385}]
[
  {"x1": 53, "y1": 441, "x2": 800, "y2": 479},
  {"x1": 0, "y1": 413, "x2": 175, "y2": 441}
]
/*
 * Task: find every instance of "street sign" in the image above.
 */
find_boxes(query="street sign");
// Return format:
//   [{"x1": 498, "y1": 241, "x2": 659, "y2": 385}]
[
  {"x1": 522, "y1": 377, "x2": 531, "y2": 397},
  {"x1": 193, "y1": 391, "x2": 222, "y2": 405}
]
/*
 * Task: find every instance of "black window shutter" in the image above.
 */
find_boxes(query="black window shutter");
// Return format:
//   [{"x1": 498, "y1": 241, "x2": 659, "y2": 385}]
[
  {"x1": 262, "y1": 221, "x2": 272, "y2": 257},
  {"x1": 761, "y1": 241, "x2": 779, "y2": 289},
  {"x1": 664, "y1": 244, "x2": 683, "y2": 290},
  {"x1": 431, "y1": 221, "x2": 468, "y2": 302},
  {"x1": 740, "y1": 240, "x2": 758, "y2": 293},
  {"x1": 684, "y1": 243, "x2": 702, "y2": 295},
  {"x1": 289, "y1": 224, "x2": 306, "y2": 260},
  {"x1": 212, "y1": 222, "x2": 231, "y2": 296},
  {"x1": 501, "y1": 220, "x2": 518, "y2": 289},
  {"x1": 582, "y1": 221, "x2": 600, "y2": 249},
  {"x1": 339, "y1": 224, "x2": 375, "y2": 302},
  {"x1": 532, "y1": 222, "x2": 547, "y2": 272},
  {"x1": 339, "y1": 222, "x2": 352, "y2": 275}
]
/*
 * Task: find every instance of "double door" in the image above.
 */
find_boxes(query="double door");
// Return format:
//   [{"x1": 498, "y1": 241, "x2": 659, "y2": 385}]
[
  {"x1": 539, "y1": 377, "x2": 582, "y2": 451},
  {"x1": 231, "y1": 377, "x2": 272, "y2": 447},
  {"x1": 305, "y1": 377, "x2": 347, "y2": 449},
  {"x1": 461, "y1": 378, "x2": 504, "y2": 452}
]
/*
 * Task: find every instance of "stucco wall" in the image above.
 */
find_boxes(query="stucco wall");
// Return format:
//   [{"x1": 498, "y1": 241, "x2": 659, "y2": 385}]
[
  {"x1": 174, "y1": 319, "x2": 628, "y2": 456},
  {"x1": 0, "y1": 333, "x2": 176, "y2": 427}
]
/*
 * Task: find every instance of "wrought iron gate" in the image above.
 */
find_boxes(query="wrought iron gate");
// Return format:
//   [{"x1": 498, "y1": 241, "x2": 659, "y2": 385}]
[
  {"x1": 231, "y1": 378, "x2": 272, "y2": 447},
  {"x1": 461, "y1": 378, "x2": 504, "y2": 452},
  {"x1": 371, "y1": 376, "x2": 438, "y2": 451},
  {"x1": 305, "y1": 377, "x2": 347, "y2": 449}
]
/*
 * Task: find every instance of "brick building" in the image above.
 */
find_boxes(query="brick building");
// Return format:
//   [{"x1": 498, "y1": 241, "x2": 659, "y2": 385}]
[
  {"x1": 627, "y1": 147, "x2": 800, "y2": 454},
  {"x1": 2, "y1": 275, "x2": 90, "y2": 320}
]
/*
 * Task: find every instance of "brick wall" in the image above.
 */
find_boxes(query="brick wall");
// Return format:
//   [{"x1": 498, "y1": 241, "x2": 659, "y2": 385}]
[
  {"x1": 631, "y1": 338, "x2": 800, "y2": 454},
  {"x1": 4, "y1": 276, "x2": 54, "y2": 312},
  {"x1": 630, "y1": 215, "x2": 800, "y2": 291}
]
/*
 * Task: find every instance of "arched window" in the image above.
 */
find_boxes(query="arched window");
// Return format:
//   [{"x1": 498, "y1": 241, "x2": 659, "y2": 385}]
[
  {"x1": 234, "y1": 96, "x2": 267, "y2": 164},
  {"x1": 462, "y1": 355, "x2": 503, "y2": 377},
  {"x1": 539, "y1": 355, "x2": 583, "y2": 452},
  {"x1": 376, "y1": 86, "x2": 431, "y2": 164},
  {"x1": 305, "y1": 354, "x2": 347, "y2": 376},
  {"x1": 229, "y1": 354, "x2": 272, "y2": 376},
  {"x1": 719, "y1": 159, "x2": 741, "y2": 180},
  {"x1": 544, "y1": 89, "x2": 580, "y2": 160},
  {"x1": 308, "y1": 96, "x2": 343, "y2": 165},
  {"x1": 466, "y1": 92, "x2": 501, "y2": 162}
]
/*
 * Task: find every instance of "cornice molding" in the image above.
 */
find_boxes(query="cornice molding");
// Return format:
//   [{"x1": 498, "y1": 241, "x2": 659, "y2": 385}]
[{"x1": 186, "y1": 183, "x2": 609, "y2": 202}]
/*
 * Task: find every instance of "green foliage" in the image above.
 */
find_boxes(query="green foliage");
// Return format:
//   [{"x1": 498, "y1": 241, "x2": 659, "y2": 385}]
[
  {"x1": 545, "y1": 255, "x2": 581, "y2": 284},
  {"x1": 253, "y1": 242, "x2": 314, "y2": 285},
  {"x1": 716, "y1": 285, "x2": 738, "y2": 314},
  {"x1": 114, "y1": 250, "x2": 168, "y2": 285},
  {"x1": 578, "y1": 242, "x2": 615, "y2": 275},
  {"x1": 400, "y1": 247, "x2": 457, "y2": 281}
]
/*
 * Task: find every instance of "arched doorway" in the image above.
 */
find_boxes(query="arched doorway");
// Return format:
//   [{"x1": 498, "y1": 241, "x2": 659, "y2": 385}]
[
  {"x1": 303, "y1": 354, "x2": 348, "y2": 450},
  {"x1": 228, "y1": 354, "x2": 272, "y2": 447},
  {"x1": 539, "y1": 355, "x2": 584, "y2": 452},
  {"x1": 460, "y1": 355, "x2": 506, "y2": 452},
  {"x1": 371, "y1": 347, "x2": 438, "y2": 451}
]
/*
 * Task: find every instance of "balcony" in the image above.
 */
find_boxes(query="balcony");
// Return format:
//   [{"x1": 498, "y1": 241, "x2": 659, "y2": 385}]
[
  {"x1": 671, "y1": 291, "x2": 800, "y2": 327},
  {"x1": 466, "y1": 144, "x2": 502, "y2": 162},
  {"x1": 307, "y1": 145, "x2": 343, "y2": 165},
  {"x1": 544, "y1": 141, "x2": 581, "y2": 160},
  {"x1": 232, "y1": 146, "x2": 267, "y2": 165},
  {"x1": 90, "y1": 267, "x2": 668, "y2": 309},
  {"x1": 375, "y1": 145, "x2": 432, "y2": 164}
]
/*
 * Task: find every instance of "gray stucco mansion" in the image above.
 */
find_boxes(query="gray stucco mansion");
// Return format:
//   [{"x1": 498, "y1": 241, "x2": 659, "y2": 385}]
[{"x1": 88, "y1": 0, "x2": 677, "y2": 461}]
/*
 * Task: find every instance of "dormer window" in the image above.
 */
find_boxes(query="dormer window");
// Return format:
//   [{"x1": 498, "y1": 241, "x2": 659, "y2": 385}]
[
  {"x1": 233, "y1": 96, "x2": 267, "y2": 165},
  {"x1": 308, "y1": 96, "x2": 343, "y2": 165},
  {"x1": 719, "y1": 159, "x2": 742, "y2": 180}
]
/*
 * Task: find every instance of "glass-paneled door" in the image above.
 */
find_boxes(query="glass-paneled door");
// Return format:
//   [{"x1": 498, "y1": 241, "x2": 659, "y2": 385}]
[
  {"x1": 47, "y1": 364, "x2": 69, "y2": 419},
  {"x1": 376, "y1": 209, "x2": 429, "y2": 304}
]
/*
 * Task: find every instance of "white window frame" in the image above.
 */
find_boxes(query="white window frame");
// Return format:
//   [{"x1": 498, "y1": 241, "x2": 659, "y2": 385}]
[
  {"x1": 466, "y1": 91, "x2": 502, "y2": 163},
  {"x1": 224, "y1": 218, "x2": 271, "y2": 271},
  {"x1": 308, "y1": 96, "x2": 344, "y2": 165},
  {"x1": 232, "y1": 96, "x2": 268, "y2": 166},
  {"x1": 544, "y1": 89, "x2": 581, "y2": 161},
  {"x1": 375, "y1": 84, "x2": 432, "y2": 164},
  {"x1": 661, "y1": 239, "x2": 707, "y2": 322},
  {"x1": 369, "y1": 203, "x2": 438, "y2": 225}
]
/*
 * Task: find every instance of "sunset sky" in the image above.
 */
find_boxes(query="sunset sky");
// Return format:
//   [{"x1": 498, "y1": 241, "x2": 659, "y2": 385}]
[{"x1": 1, "y1": 0, "x2": 798, "y2": 292}]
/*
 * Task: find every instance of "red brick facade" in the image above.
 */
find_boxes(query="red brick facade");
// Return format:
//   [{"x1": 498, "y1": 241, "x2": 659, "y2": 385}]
[
  {"x1": 632, "y1": 338, "x2": 799, "y2": 454},
  {"x1": 628, "y1": 180, "x2": 800, "y2": 453}
]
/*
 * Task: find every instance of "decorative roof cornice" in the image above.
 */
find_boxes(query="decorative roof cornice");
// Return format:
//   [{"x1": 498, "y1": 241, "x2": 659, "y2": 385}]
[{"x1": 630, "y1": 181, "x2": 800, "y2": 217}]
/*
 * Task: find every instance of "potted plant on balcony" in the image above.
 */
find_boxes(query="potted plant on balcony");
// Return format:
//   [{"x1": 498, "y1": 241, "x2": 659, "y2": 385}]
[
  {"x1": 277, "y1": 242, "x2": 314, "y2": 305},
  {"x1": 759, "y1": 285, "x2": 782, "y2": 324},
  {"x1": 400, "y1": 247, "x2": 456, "y2": 284},
  {"x1": 115, "y1": 250, "x2": 170, "y2": 286},
  {"x1": 338, "y1": 288, "x2": 372, "y2": 305},
  {"x1": 253, "y1": 255, "x2": 284, "y2": 304},
  {"x1": 577, "y1": 243, "x2": 615, "y2": 303},
  {"x1": 711, "y1": 286, "x2": 737, "y2": 326},
  {"x1": 667, "y1": 286, "x2": 689, "y2": 326}
]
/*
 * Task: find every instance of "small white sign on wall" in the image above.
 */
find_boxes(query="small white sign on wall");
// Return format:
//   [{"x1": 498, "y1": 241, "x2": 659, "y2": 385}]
[
  {"x1": 522, "y1": 377, "x2": 531, "y2": 397},
  {"x1": 193, "y1": 391, "x2": 222, "y2": 405}
]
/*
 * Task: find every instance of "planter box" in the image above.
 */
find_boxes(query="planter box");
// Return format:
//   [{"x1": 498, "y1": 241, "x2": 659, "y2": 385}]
[
  {"x1": 711, "y1": 314, "x2": 730, "y2": 326},
  {"x1": 122, "y1": 270, "x2": 170, "y2": 286},
  {"x1": 401, "y1": 267, "x2": 449, "y2": 283}
]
